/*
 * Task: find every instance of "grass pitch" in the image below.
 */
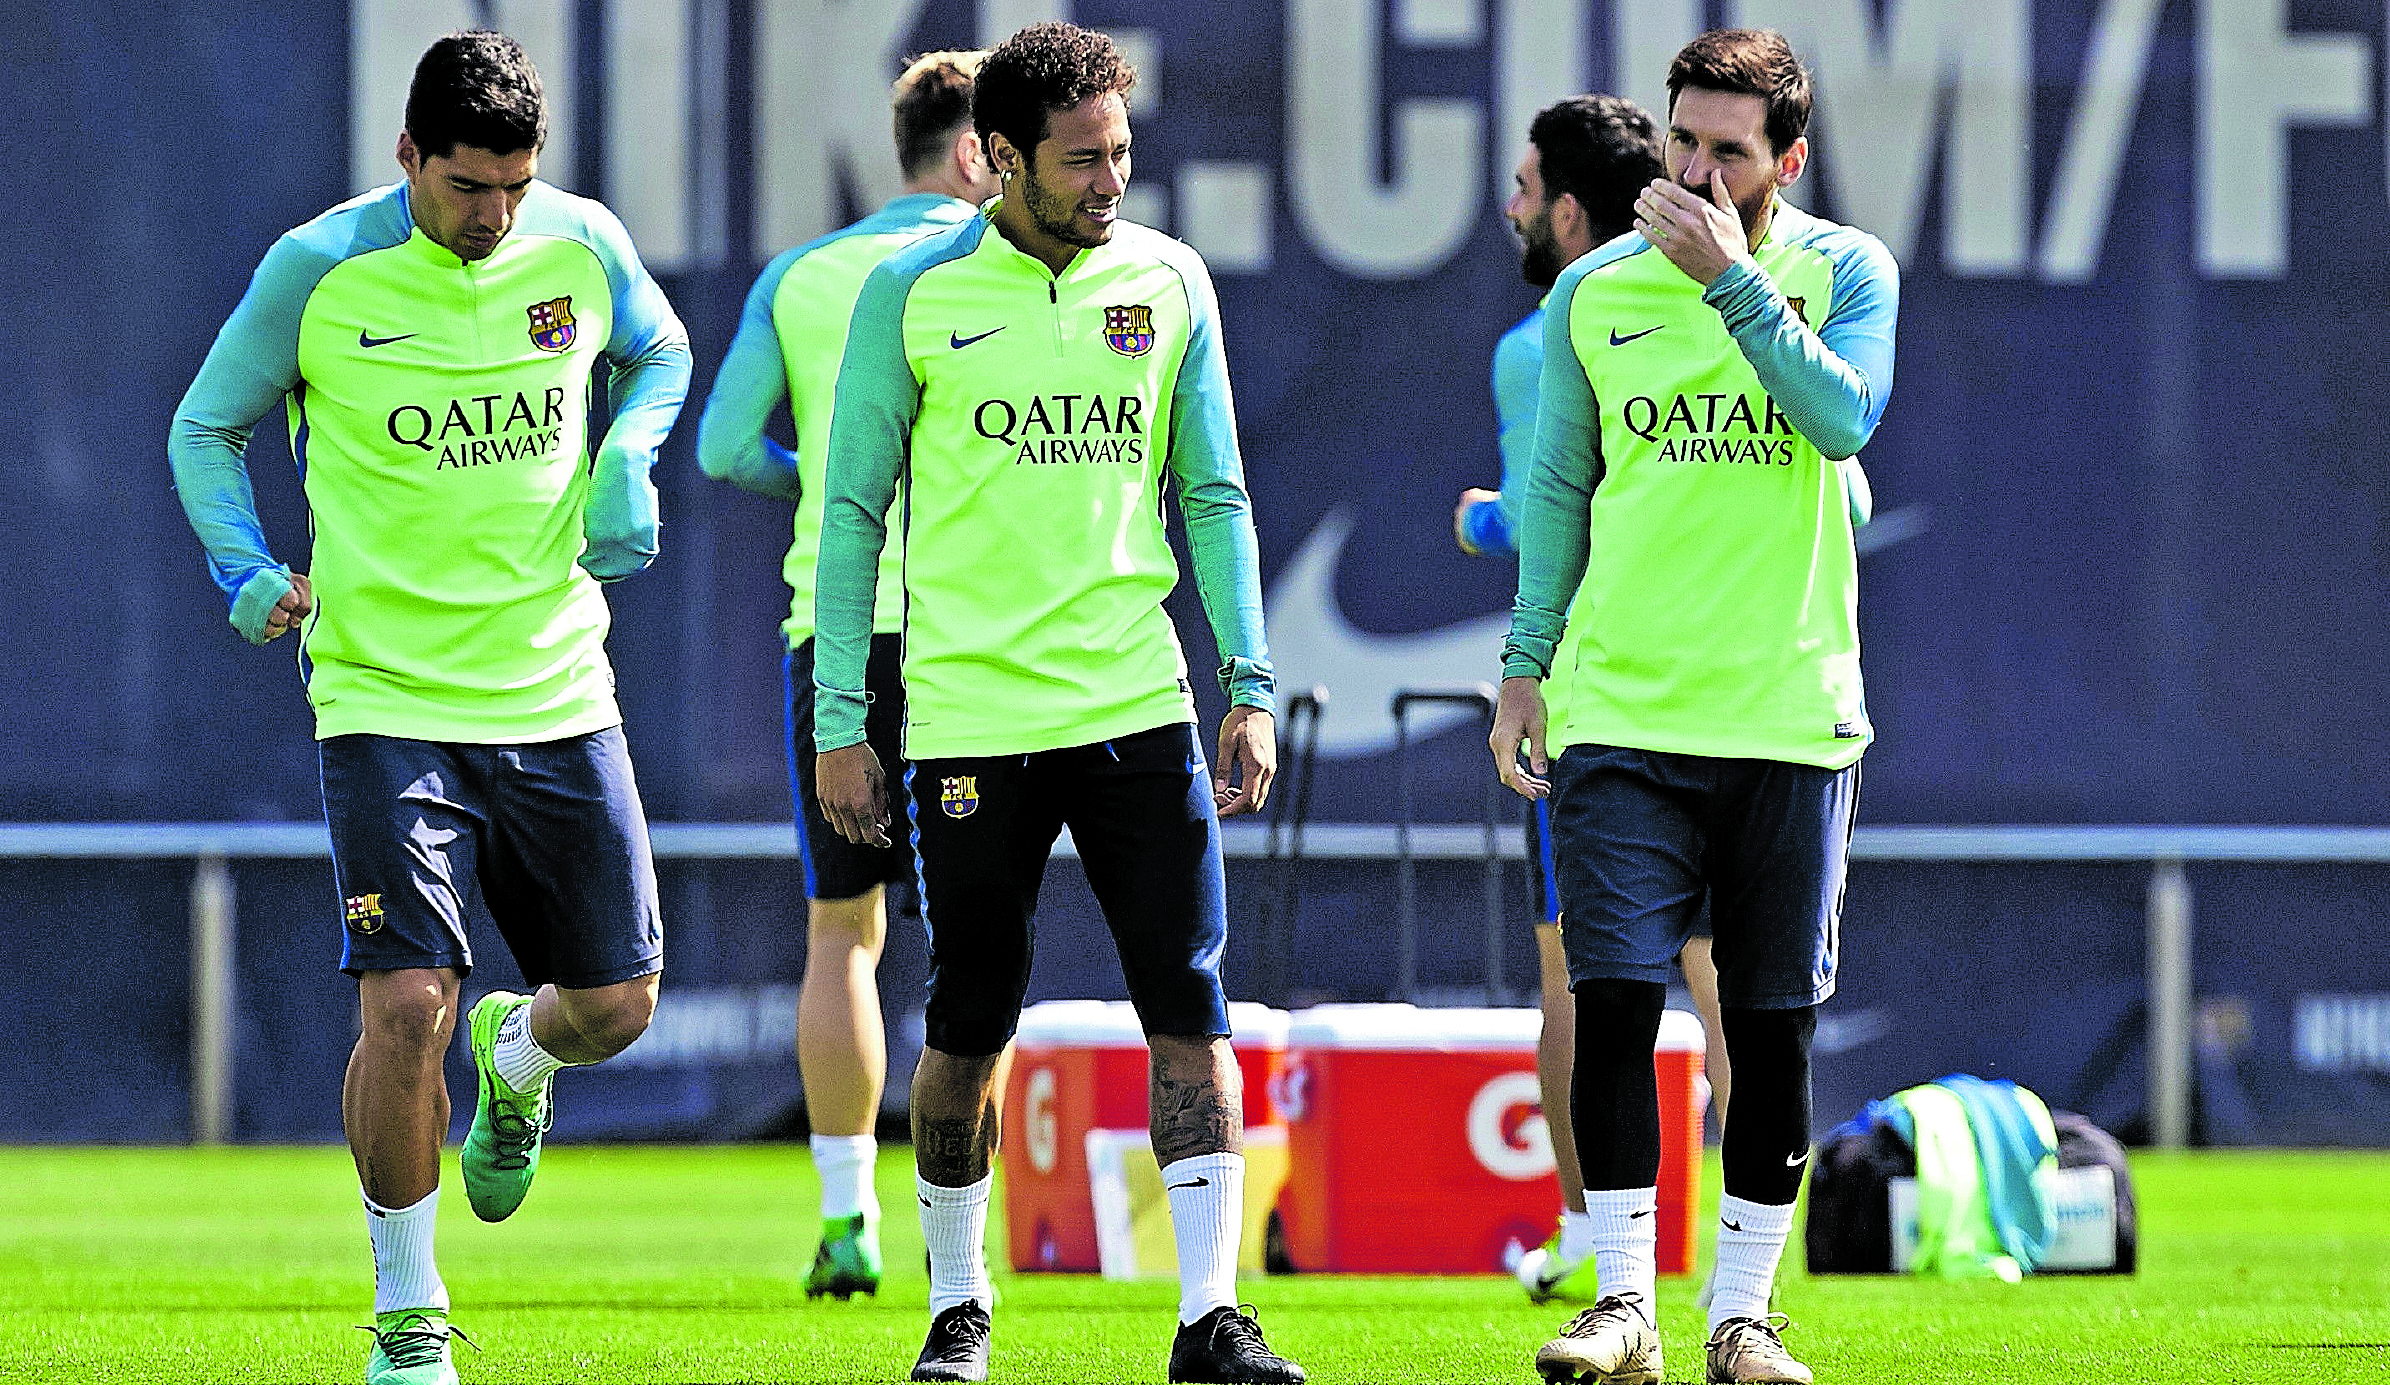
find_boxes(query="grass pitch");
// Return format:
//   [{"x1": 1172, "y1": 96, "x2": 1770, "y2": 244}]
[{"x1": 2, "y1": 1145, "x2": 2386, "y2": 1383}]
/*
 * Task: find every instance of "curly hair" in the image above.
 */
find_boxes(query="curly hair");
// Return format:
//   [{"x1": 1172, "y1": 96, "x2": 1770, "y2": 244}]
[
  {"x1": 406, "y1": 30, "x2": 545, "y2": 159},
  {"x1": 1666, "y1": 28, "x2": 1811, "y2": 154},
  {"x1": 972, "y1": 22, "x2": 1136, "y2": 163},
  {"x1": 1528, "y1": 94, "x2": 1663, "y2": 244}
]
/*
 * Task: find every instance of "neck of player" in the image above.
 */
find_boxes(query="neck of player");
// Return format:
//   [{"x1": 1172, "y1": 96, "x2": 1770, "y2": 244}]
[{"x1": 993, "y1": 198, "x2": 1079, "y2": 277}]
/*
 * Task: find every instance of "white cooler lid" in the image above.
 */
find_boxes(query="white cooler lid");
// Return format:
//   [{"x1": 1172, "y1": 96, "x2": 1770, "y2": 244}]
[
  {"x1": 1226, "y1": 1001, "x2": 1290, "y2": 1047},
  {"x1": 1015, "y1": 998, "x2": 1292, "y2": 1048},
  {"x1": 1286, "y1": 1003, "x2": 1705, "y2": 1053},
  {"x1": 1015, "y1": 999, "x2": 1144, "y2": 1046}
]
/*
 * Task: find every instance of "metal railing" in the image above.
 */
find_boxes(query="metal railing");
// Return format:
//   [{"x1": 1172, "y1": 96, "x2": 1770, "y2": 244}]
[{"x1": 11, "y1": 820, "x2": 2390, "y2": 1147}]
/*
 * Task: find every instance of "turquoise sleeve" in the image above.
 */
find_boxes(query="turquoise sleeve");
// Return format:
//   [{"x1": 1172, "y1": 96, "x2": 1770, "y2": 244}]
[
  {"x1": 696, "y1": 252, "x2": 803, "y2": 502},
  {"x1": 579, "y1": 203, "x2": 693, "y2": 581},
  {"x1": 1487, "y1": 313, "x2": 1544, "y2": 550},
  {"x1": 167, "y1": 232, "x2": 331, "y2": 643},
  {"x1": 1164, "y1": 254, "x2": 1273, "y2": 710},
  {"x1": 1503, "y1": 273, "x2": 1603, "y2": 680},
  {"x1": 812, "y1": 259, "x2": 919, "y2": 751},
  {"x1": 1703, "y1": 229, "x2": 1898, "y2": 465}
]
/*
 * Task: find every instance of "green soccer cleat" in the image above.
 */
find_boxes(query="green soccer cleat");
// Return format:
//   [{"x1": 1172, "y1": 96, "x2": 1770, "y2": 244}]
[
  {"x1": 805, "y1": 1212, "x2": 884, "y2": 1299},
  {"x1": 361, "y1": 1308, "x2": 471, "y2": 1385},
  {"x1": 462, "y1": 990, "x2": 550, "y2": 1223},
  {"x1": 1516, "y1": 1225, "x2": 1602, "y2": 1305}
]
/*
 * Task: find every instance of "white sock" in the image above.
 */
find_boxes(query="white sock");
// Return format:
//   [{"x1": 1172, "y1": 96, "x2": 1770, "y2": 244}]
[
  {"x1": 1557, "y1": 1208, "x2": 1597, "y2": 1262},
  {"x1": 1161, "y1": 1152, "x2": 1243, "y2": 1325},
  {"x1": 811, "y1": 1133, "x2": 878, "y2": 1222},
  {"x1": 918, "y1": 1173, "x2": 993, "y2": 1314},
  {"x1": 1709, "y1": 1194, "x2": 1796, "y2": 1330},
  {"x1": 1585, "y1": 1187, "x2": 1658, "y2": 1310},
  {"x1": 492, "y1": 1000, "x2": 569, "y2": 1092},
  {"x1": 363, "y1": 1188, "x2": 448, "y2": 1317}
]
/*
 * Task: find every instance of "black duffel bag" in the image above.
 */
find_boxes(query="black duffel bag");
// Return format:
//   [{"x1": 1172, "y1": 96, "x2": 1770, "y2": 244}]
[{"x1": 1804, "y1": 1106, "x2": 2136, "y2": 1274}]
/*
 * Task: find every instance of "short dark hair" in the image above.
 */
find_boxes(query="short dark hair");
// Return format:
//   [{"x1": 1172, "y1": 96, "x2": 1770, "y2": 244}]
[
  {"x1": 1666, "y1": 28, "x2": 1811, "y2": 154},
  {"x1": 972, "y1": 22, "x2": 1136, "y2": 162},
  {"x1": 1528, "y1": 95, "x2": 1663, "y2": 243},
  {"x1": 894, "y1": 50, "x2": 986, "y2": 178},
  {"x1": 405, "y1": 30, "x2": 546, "y2": 160}
]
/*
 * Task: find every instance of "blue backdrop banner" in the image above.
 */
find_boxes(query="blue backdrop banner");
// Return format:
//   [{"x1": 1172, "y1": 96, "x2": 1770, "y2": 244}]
[{"x1": 2, "y1": 0, "x2": 2386, "y2": 1144}]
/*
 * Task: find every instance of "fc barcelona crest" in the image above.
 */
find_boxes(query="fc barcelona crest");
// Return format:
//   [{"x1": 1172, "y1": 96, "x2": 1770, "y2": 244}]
[
  {"x1": 1103, "y1": 304, "x2": 1155, "y2": 357},
  {"x1": 526, "y1": 296, "x2": 576, "y2": 353},
  {"x1": 940, "y1": 776, "x2": 980, "y2": 819},
  {"x1": 344, "y1": 893, "x2": 386, "y2": 935}
]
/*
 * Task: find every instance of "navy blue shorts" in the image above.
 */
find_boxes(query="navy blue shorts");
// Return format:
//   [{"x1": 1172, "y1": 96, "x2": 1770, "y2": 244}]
[
  {"x1": 320, "y1": 728, "x2": 664, "y2": 989},
  {"x1": 1530, "y1": 797, "x2": 1710, "y2": 941},
  {"x1": 786, "y1": 634, "x2": 915, "y2": 901},
  {"x1": 1547, "y1": 744, "x2": 1856, "y2": 1009},
  {"x1": 908, "y1": 722, "x2": 1231, "y2": 1057}
]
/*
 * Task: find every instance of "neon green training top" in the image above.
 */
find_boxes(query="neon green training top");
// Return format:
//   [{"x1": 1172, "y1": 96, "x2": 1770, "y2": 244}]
[
  {"x1": 168, "y1": 180, "x2": 692, "y2": 743},
  {"x1": 696, "y1": 192, "x2": 978, "y2": 646},
  {"x1": 1502, "y1": 203, "x2": 1899, "y2": 770},
  {"x1": 813, "y1": 205, "x2": 1272, "y2": 759}
]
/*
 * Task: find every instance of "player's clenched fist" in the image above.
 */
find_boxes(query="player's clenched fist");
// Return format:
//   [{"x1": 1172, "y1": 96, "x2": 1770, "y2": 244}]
[{"x1": 264, "y1": 572, "x2": 313, "y2": 641}]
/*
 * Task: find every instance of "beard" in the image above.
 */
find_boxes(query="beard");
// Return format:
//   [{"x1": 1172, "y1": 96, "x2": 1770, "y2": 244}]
[
  {"x1": 1516, "y1": 210, "x2": 1563, "y2": 287},
  {"x1": 1020, "y1": 164, "x2": 1112, "y2": 249},
  {"x1": 1679, "y1": 174, "x2": 1773, "y2": 236}
]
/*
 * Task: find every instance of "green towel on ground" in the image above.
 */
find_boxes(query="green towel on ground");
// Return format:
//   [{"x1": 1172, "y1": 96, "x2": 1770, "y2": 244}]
[{"x1": 1882, "y1": 1077, "x2": 2060, "y2": 1280}]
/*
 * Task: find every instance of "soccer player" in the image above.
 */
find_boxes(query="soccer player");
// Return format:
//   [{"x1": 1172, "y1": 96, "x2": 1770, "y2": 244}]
[
  {"x1": 167, "y1": 32, "x2": 689, "y2": 1385},
  {"x1": 1491, "y1": 29, "x2": 1895, "y2": 1385},
  {"x1": 1449, "y1": 93, "x2": 1726, "y2": 1308},
  {"x1": 696, "y1": 47, "x2": 1003, "y2": 1303},
  {"x1": 812, "y1": 22, "x2": 1303, "y2": 1385}
]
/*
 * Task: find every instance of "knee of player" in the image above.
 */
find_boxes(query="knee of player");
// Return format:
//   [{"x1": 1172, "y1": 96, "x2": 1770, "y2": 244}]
[
  {"x1": 567, "y1": 984, "x2": 659, "y2": 1057},
  {"x1": 358, "y1": 977, "x2": 458, "y2": 1053},
  {"x1": 807, "y1": 889, "x2": 889, "y2": 952}
]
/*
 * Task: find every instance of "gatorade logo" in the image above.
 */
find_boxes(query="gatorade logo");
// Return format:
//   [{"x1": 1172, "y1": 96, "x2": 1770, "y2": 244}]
[
  {"x1": 1023, "y1": 1067, "x2": 1059, "y2": 1174},
  {"x1": 1268, "y1": 1063, "x2": 1312, "y2": 1122},
  {"x1": 1466, "y1": 1071, "x2": 1555, "y2": 1181}
]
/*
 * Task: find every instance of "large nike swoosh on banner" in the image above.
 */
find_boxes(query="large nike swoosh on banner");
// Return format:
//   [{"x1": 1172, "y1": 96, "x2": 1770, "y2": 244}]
[
  {"x1": 1264, "y1": 508, "x2": 1510, "y2": 759},
  {"x1": 1264, "y1": 506, "x2": 1932, "y2": 761}
]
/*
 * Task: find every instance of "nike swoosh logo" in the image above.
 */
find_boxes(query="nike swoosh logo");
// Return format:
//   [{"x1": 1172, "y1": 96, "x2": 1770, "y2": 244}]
[
  {"x1": 1608, "y1": 325, "x2": 1663, "y2": 346},
  {"x1": 1722, "y1": 1218, "x2": 1745, "y2": 1232},
  {"x1": 1263, "y1": 508, "x2": 1511, "y2": 759},
  {"x1": 950, "y1": 327, "x2": 1006, "y2": 349},
  {"x1": 1787, "y1": 1149, "x2": 1811, "y2": 1167},
  {"x1": 1263, "y1": 506, "x2": 1929, "y2": 760},
  {"x1": 358, "y1": 330, "x2": 418, "y2": 349},
  {"x1": 1166, "y1": 1177, "x2": 1210, "y2": 1190},
  {"x1": 1629, "y1": 1207, "x2": 1654, "y2": 1219}
]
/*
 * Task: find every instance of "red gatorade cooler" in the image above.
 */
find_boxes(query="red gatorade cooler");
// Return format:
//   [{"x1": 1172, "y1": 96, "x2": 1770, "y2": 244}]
[
  {"x1": 1275, "y1": 1004, "x2": 1706, "y2": 1275},
  {"x1": 1001, "y1": 1000, "x2": 1290, "y2": 1272}
]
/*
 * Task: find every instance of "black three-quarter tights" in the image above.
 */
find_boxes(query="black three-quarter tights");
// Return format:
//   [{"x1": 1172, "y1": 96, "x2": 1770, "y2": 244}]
[
  {"x1": 1719, "y1": 1004, "x2": 1818, "y2": 1206},
  {"x1": 1569, "y1": 978, "x2": 1667, "y2": 1190},
  {"x1": 1571, "y1": 984, "x2": 1821, "y2": 1202}
]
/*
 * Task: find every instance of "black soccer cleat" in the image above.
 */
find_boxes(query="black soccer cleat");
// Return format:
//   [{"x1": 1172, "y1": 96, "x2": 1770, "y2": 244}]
[
  {"x1": 911, "y1": 1301, "x2": 992, "y2": 1382},
  {"x1": 1168, "y1": 1305, "x2": 1306, "y2": 1384}
]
